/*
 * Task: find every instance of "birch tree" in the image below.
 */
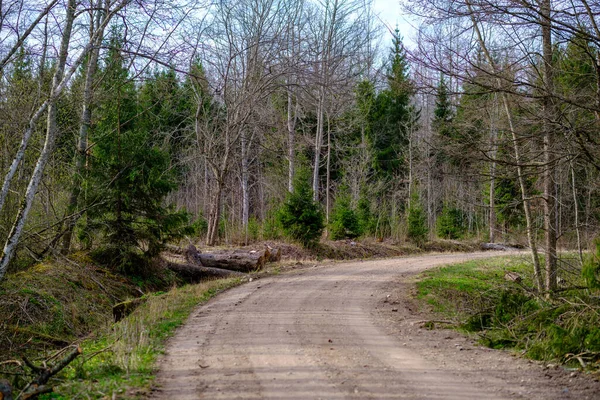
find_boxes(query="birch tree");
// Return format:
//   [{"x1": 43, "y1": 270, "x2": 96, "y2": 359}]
[{"x1": 0, "y1": 0, "x2": 129, "y2": 281}]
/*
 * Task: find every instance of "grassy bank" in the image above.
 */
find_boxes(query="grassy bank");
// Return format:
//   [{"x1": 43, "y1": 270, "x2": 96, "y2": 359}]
[
  {"x1": 416, "y1": 255, "x2": 600, "y2": 372},
  {"x1": 0, "y1": 254, "x2": 244, "y2": 399},
  {"x1": 48, "y1": 277, "x2": 243, "y2": 399}
]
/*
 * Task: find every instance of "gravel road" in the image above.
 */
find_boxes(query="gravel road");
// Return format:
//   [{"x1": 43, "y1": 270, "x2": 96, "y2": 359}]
[{"x1": 150, "y1": 252, "x2": 600, "y2": 399}]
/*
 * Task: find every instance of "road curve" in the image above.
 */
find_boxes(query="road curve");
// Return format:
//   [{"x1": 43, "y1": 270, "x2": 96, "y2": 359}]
[{"x1": 150, "y1": 252, "x2": 599, "y2": 399}]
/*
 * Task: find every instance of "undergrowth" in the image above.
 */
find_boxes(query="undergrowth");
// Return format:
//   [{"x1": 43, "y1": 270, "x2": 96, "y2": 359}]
[
  {"x1": 47, "y1": 277, "x2": 242, "y2": 399},
  {"x1": 0, "y1": 254, "x2": 243, "y2": 399},
  {"x1": 416, "y1": 255, "x2": 600, "y2": 372}
]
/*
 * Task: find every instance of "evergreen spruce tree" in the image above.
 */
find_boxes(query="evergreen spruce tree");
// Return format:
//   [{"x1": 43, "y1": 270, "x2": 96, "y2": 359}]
[
  {"x1": 329, "y1": 190, "x2": 362, "y2": 240},
  {"x1": 436, "y1": 204, "x2": 467, "y2": 239},
  {"x1": 85, "y1": 30, "x2": 190, "y2": 274},
  {"x1": 277, "y1": 168, "x2": 324, "y2": 247},
  {"x1": 370, "y1": 28, "x2": 414, "y2": 178},
  {"x1": 407, "y1": 191, "x2": 428, "y2": 246}
]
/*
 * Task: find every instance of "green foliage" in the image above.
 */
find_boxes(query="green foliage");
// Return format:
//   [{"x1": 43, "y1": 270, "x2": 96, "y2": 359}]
[
  {"x1": 357, "y1": 195, "x2": 376, "y2": 236},
  {"x1": 417, "y1": 257, "x2": 600, "y2": 368},
  {"x1": 329, "y1": 193, "x2": 362, "y2": 240},
  {"x1": 277, "y1": 169, "x2": 324, "y2": 247},
  {"x1": 368, "y1": 30, "x2": 415, "y2": 179},
  {"x1": 262, "y1": 208, "x2": 283, "y2": 240},
  {"x1": 85, "y1": 30, "x2": 192, "y2": 274},
  {"x1": 436, "y1": 204, "x2": 467, "y2": 239},
  {"x1": 190, "y1": 214, "x2": 209, "y2": 237},
  {"x1": 247, "y1": 217, "x2": 261, "y2": 242},
  {"x1": 43, "y1": 278, "x2": 242, "y2": 399},
  {"x1": 582, "y1": 239, "x2": 600, "y2": 289},
  {"x1": 493, "y1": 177, "x2": 524, "y2": 229},
  {"x1": 407, "y1": 192, "x2": 428, "y2": 245}
]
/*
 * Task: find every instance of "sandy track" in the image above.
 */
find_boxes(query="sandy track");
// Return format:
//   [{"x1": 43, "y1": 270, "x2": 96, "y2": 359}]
[{"x1": 150, "y1": 252, "x2": 600, "y2": 399}]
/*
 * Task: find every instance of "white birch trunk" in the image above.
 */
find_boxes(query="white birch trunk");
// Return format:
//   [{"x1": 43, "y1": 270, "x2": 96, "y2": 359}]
[
  {"x1": 0, "y1": 0, "x2": 76, "y2": 281},
  {"x1": 62, "y1": 2, "x2": 106, "y2": 253},
  {"x1": 467, "y1": 2, "x2": 543, "y2": 291}
]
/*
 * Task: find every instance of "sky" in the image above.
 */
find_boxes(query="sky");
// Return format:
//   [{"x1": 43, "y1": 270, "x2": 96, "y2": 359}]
[{"x1": 372, "y1": 0, "x2": 417, "y2": 48}]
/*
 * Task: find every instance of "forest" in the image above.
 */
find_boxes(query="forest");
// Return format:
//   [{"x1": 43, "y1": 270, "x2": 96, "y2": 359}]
[
  {"x1": 0, "y1": 0, "x2": 599, "y2": 294},
  {"x1": 3, "y1": 0, "x2": 600, "y2": 397}
]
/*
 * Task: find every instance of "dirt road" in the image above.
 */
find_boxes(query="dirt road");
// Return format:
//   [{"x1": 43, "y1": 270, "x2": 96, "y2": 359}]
[{"x1": 151, "y1": 252, "x2": 600, "y2": 399}]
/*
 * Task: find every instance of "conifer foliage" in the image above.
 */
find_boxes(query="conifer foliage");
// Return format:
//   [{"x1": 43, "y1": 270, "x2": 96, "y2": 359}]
[
  {"x1": 329, "y1": 191, "x2": 362, "y2": 240},
  {"x1": 84, "y1": 31, "x2": 191, "y2": 273},
  {"x1": 277, "y1": 168, "x2": 324, "y2": 247}
]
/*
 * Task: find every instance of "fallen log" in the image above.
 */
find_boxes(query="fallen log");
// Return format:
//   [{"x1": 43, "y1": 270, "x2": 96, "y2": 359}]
[
  {"x1": 164, "y1": 243, "x2": 188, "y2": 255},
  {"x1": 163, "y1": 259, "x2": 245, "y2": 282},
  {"x1": 8, "y1": 326, "x2": 69, "y2": 348},
  {"x1": 481, "y1": 243, "x2": 518, "y2": 251},
  {"x1": 196, "y1": 250, "x2": 265, "y2": 272}
]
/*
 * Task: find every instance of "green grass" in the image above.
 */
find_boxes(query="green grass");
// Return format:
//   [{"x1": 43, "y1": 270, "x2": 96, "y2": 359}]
[
  {"x1": 42, "y1": 277, "x2": 243, "y2": 399},
  {"x1": 416, "y1": 255, "x2": 600, "y2": 371}
]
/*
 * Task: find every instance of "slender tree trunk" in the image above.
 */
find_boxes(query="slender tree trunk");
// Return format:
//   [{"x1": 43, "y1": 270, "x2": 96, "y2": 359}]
[
  {"x1": 326, "y1": 112, "x2": 331, "y2": 223},
  {"x1": 207, "y1": 179, "x2": 223, "y2": 246},
  {"x1": 287, "y1": 87, "x2": 296, "y2": 192},
  {"x1": 313, "y1": 87, "x2": 325, "y2": 201},
  {"x1": 541, "y1": 0, "x2": 557, "y2": 293},
  {"x1": 0, "y1": 0, "x2": 76, "y2": 281},
  {"x1": 407, "y1": 125, "x2": 413, "y2": 210},
  {"x1": 241, "y1": 131, "x2": 250, "y2": 235},
  {"x1": 467, "y1": 2, "x2": 543, "y2": 291},
  {"x1": 62, "y1": 3, "x2": 106, "y2": 253},
  {"x1": 489, "y1": 100, "x2": 498, "y2": 243},
  {"x1": 570, "y1": 162, "x2": 584, "y2": 266}
]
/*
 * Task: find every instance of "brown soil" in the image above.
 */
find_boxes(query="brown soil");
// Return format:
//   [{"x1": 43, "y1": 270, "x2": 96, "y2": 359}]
[{"x1": 150, "y1": 252, "x2": 600, "y2": 399}]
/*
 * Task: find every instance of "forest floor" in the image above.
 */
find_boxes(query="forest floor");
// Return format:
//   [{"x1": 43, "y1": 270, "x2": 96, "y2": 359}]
[{"x1": 149, "y1": 252, "x2": 600, "y2": 400}]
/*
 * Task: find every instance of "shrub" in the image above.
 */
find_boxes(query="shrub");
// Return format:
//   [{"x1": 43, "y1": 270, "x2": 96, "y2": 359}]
[
  {"x1": 276, "y1": 169, "x2": 324, "y2": 247},
  {"x1": 436, "y1": 204, "x2": 466, "y2": 239},
  {"x1": 247, "y1": 217, "x2": 260, "y2": 242},
  {"x1": 262, "y1": 210, "x2": 282, "y2": 240},
  {"x1": 582, "y1": 238, "x2": 600, "y2": 290},
  {"x1": 357, "y1": 195, "x2": 376, "y2": 236},
  {"x1": 329, "y1": 194, "x2": 362, "y2": 240},
  {"x1": 407, "y1": 192, "x2": 428, "y2": 245}
]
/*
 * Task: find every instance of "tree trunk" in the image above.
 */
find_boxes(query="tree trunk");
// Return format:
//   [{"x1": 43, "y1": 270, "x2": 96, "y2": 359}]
[
  {"x1": 489, "y1": 99, "x2": 498, "y2": 244},
  {"x1": 61, "y1": 3, "x2": 106, "y2": 254},
  {"x1": 541, "y1": 0, "x2": 557, "y2": 294},
  {"x1": 163, "y1": 259, "x2": 244, "y2": 282},
  {"x1": 206, "y1": 179, "x2": 223, "y2": 246},
  {"x1": 287, "y1": 87, "x2": 297, "y2": 192},
  {"x1": 241, "y1": 130, "x2": 250, "y2": 232},
  {"x1": 197, "y1": 251, "x2": 266, "y2": 272},
  {"x1": 326, "y1": 111, "x2": 331, "y2": 223},
  {"x1": 313, "y1": 87, "x2": 325, "y2": 201},
  {"x1": 467, "y1": 2, "x2": 543, "y2": 292},
  {"x1": 570, "y1": 162, "x2": 584, "y2": 266}
]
